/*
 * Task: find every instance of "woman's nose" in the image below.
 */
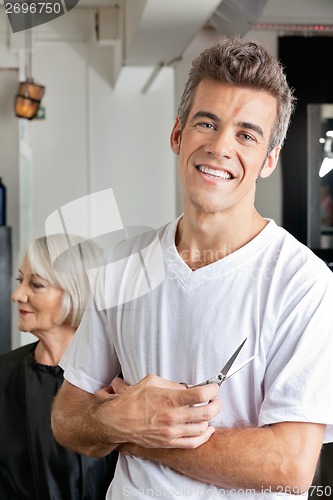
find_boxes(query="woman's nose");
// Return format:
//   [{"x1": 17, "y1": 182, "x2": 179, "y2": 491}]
[{"x1": 11, "y1": 283, "x2": 28, "y2": 303}]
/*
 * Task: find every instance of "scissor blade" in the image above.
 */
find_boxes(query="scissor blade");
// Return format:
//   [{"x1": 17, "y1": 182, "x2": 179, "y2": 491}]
[
  {"x1": 220, "y1": 338, "x2": 247, "y2": 378},
  {"x1": 224, "y1": 354, "x2": 258, "y2": 381}
]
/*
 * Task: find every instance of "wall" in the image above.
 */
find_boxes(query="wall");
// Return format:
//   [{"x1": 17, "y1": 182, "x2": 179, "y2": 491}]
[
  {"x1": 30, "y1": 43, "x2": 176, "y2": 238},
  {"x1": 0, "y1": 17, "x2": 21, "y2": 349},
  {"x1": 0, "y1": 68, "x2": 19, "y2": 353},
  {"x1": 0, "y1": 8, "x2": 176, "y2": 348},
  {"x1": 88, "y1": 65, "x2": 176, "y2": 229}
]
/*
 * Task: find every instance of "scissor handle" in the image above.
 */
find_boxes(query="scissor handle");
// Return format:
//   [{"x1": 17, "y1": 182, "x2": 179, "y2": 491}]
[
  {"x1": 179, "y1": 379, "x2": 213, "y2": 388},
  {"x1": 192, "y1": 374, "x2": 225, "y2": 387},
  {"x1": 191, "y1": 379, "x2": 210, "y2": 387}
]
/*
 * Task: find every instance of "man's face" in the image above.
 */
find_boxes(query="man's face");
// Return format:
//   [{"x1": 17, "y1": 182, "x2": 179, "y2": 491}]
[{"x1": 171, "y1": 79, "x2": 280, "y2": 217}]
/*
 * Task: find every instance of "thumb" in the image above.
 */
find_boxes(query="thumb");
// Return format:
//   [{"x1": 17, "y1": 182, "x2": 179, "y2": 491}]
[
  {"x1": 95, "y1": 385, "x2": 115, "y2": 402},
  {"x1": 111, "y1": 377, "x2": 131, "y2": 394}
]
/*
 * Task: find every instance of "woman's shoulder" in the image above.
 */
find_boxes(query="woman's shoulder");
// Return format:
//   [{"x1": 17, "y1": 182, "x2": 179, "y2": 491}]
[{"x1": 0, "y1": 342, "x2": 37, "y2": 366}]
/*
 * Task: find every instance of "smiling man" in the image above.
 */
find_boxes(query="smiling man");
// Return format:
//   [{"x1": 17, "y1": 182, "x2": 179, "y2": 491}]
[
  {"x1": 51, "y1": 37, "x2": 333, "y2": 499},
  {"x1": 172, "y1": 79, "x2": 280, "y2": 267}
]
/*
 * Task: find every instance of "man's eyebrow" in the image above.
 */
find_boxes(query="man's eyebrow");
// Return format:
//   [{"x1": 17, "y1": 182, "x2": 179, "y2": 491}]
[
  {"x1": 239, "y1": 121, "x2": 264, "y2": 139},
  {"x1": 191, "y1": 111, "x2": 220, "y2": 122},
  {"x1": 191, "y1": 114, "x2": 265, "y2": 138}
]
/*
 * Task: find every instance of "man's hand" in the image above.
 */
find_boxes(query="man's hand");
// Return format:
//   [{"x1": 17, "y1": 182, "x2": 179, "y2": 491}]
[{"x1": 96, "y1": 375, "x2": 221, "y2": 450}]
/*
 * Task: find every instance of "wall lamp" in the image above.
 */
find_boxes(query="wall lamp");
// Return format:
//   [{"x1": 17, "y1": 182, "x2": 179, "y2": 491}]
[
  {"x1": 14, "y1": 28, "x2": 45, "y2": 120},
  {"x1": 15, "y1": 78, "x2": 45, "y2": 120}
]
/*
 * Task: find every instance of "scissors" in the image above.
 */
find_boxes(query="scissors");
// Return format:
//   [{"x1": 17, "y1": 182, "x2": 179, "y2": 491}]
[{"x1": 181, "y1": 338, "x2": 256, "y2": 388}]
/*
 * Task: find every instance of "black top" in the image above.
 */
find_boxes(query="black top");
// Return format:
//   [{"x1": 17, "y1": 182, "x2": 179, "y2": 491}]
[{"x1": 0, "y1": 342, "x2": 118, "y2": 500}]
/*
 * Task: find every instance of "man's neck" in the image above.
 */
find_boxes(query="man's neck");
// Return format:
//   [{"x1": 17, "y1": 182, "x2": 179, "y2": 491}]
[{"x1": 176, "y1": 208, "x2": 267, "y2": 270}]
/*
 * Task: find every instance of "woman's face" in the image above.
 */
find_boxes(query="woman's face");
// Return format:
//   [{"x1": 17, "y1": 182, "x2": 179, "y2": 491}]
[{"x1": 12, "y1": 257, "x2": 64, "y2": 334}]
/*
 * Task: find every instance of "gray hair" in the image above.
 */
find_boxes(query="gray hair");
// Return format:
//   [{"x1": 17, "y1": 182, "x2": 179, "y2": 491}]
[
  {"x1": 24, "y1": 234, "x2": 105, "y2": 327},
  {"x1": 177, "y1": 36, "x2": 296, "y2": 151}
]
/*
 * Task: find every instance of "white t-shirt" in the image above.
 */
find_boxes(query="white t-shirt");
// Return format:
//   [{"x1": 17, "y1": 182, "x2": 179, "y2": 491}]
[{"x1": 60, "y1": 218, "x2": 333, "y2": 499}]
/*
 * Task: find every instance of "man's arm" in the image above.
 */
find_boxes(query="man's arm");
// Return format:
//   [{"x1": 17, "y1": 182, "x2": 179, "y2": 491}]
[
  {"x1": 51, "y1": 375, "x2": 221, "y2": 457},
  {"x1": 119, "y1": 422, "x2": 324, "y2": 493},
  {"x1": 107, "y1": 378, "x2": 325, "y2": 493}
]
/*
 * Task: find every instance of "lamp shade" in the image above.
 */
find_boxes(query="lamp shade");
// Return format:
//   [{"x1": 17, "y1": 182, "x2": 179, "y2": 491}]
[{"x1": 14, "y1": 79, "x2": 45, "y2": 120}]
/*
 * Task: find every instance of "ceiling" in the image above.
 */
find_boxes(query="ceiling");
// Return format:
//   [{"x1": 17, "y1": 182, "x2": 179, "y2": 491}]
[
  {"x1": 78, "y1": 0, "x2": 333, "y2": 67},
  {"x1": 90, "y1": 0, "x2": 223, "y2": 66},
  {"x1": 5, "y1": 0, "x2": 333, "y2": 87},
  {"x1": 77, "y1": 0, "x2": 117, "y2": 5}
]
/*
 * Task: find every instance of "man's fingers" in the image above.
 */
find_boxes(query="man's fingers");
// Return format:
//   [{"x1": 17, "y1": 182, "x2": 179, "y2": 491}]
[
  {"x1": 153, "y1": 424, "x2": 217, "y2": 449},
  {"x1": 95, "y1": 386, "x2": 115, "y2": 401},
  {"x1": 111, "y1": 376, "x2": 221, "y2": 421},
  {"x1": 119, "y1": 423, "x2": 216, "y2": 455},
  {"x1": 173, "y1": 425, "x2": 217, "y2": 449},
  {"x1": 102, "y1": 376, "x2": 221, "y2": 449},
  {"x1": 186, "y1": 397, "x2": 221, "y2": 422},
  {"x1": 111, "y1": 377, "x2": 131, "y2": 394},
  {"x1": 177, "y1": 383, "x2": 220, "y2": 406}
]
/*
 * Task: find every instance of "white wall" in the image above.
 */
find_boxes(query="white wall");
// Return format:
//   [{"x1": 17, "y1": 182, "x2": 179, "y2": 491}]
[
  {"x1": 0, "y1": 8, "x2": 177, "y2": 348},
  {"x1": 88, "y1": 65, "x2": 176, "y2": 229},
  {"x1": 30, "y1": 42, "x2": 176, "y2": 238},
  {"x1": 31, "y1": 42, "x2": 90, "y2": 238}
]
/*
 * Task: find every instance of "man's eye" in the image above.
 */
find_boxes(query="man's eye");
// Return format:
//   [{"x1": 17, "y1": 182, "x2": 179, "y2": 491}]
[
  {"x1": 240, "y1": 132, "x2": 255, "y2": 142},
  {"x1": 198, "y1": 122, "x2": 215, "y2": 130},
  {"x1": 15, "y1": 277, "x2": 23, "y2": 283}
]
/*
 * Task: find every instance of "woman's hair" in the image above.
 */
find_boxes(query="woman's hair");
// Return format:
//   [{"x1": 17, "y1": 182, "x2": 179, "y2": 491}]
[
  {"x1": 177, "y1": 36, "x2": 296, "y2": 152},
  {"x1": 23, "y1": 234, "x2": 106, "y2": 327}
]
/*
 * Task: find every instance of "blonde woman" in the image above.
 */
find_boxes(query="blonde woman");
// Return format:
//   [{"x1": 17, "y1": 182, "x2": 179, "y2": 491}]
[{"x1": 0, "y1": 234, "x2": 117, "y2": 500}]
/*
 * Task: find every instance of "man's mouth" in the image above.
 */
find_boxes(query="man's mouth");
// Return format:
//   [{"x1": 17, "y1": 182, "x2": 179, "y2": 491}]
[{"x1": 196, "y1": 165, "x2": 233, "y2": 180}]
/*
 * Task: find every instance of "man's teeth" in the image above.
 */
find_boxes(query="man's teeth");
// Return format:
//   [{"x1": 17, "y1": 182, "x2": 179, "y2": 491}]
[{"x1": 198, "y1": 165, "x2": 232, "y2": 179}]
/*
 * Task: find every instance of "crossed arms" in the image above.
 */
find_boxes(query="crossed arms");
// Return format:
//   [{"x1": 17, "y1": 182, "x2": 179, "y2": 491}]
[{"x1": 51, "y1": 374, "x2": 325, "y2": 492}]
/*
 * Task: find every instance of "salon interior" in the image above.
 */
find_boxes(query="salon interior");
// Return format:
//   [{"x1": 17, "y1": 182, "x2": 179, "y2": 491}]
[{"x1": 0, "y1": 0, "x2": 333, "y2": 495}]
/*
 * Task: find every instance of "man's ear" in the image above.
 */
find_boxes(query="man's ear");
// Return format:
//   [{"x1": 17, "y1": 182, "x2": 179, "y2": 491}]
[
  {"x1": 170, "y1": 116, "x2": 182, "y2": 155},
  {"x1": 259, "y1": 146, "x2": 281, "y2": 179}
]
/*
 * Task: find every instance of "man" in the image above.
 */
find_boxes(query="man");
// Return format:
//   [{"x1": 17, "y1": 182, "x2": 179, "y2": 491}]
[{"x1": 51, "y1": 36, "x2": 333, "y2": 499}]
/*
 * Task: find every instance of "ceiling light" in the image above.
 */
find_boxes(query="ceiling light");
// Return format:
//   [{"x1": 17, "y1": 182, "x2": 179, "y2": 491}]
[
  {"x1": 319, "y1": 133, "x2": 333, "y2": 177},
  {"x1": 319, "y1": 157, "x2": 333, "y2": 178}
]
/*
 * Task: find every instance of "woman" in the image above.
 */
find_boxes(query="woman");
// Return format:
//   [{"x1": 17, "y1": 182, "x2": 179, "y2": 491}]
[{"x1": 0, "y1": 234, "x2": 117, "y2": 500}]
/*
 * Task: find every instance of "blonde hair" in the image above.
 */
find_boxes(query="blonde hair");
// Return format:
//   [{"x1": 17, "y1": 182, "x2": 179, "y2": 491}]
[{"x1": 23, "y1": 234, "x2": 105, "y2": 327}]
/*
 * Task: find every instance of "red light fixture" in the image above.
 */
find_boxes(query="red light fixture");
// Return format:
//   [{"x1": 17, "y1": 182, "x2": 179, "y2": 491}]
[{"x1": 250, "y1": 22, "x2": 333, "y2": 32}]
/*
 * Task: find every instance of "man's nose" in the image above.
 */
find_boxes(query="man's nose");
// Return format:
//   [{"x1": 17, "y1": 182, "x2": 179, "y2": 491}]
[{"x1": 204, "y1": 129, "x2": 233, "y2": 160}]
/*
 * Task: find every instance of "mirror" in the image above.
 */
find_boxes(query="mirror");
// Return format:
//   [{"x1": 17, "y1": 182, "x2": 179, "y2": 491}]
[{"x1": 307, "y1": 103, "x2": 333, "y2": 249}]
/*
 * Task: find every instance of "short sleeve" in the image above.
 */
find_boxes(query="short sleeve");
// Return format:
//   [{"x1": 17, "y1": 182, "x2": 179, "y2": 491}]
[
  {"x1": 60, "y1": 293, "x2": 121, "y2": 394},
  {"x1": 258, "y1": 272, "x2": 333, "y2": 443}
]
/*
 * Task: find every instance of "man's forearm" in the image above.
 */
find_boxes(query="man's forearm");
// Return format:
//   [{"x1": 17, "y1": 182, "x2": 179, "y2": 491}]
[
  {"x1": 51, "y1": 384, "x2": 118, "y2": 457},
  {"x1": 120, "y1": 422, "x2": 324, "y2": 493},
  {"x1": 51, "y1": 377, "x2": 221, "y2": 456}
]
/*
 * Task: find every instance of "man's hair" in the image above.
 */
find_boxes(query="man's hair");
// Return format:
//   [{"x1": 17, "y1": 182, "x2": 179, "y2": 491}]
[
  {"x1": 24, "y1": 234, "x2": 105, "y2": 327},
  {"x1": 177, "y1": 36, "x2": 296, "y2": 151}
]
